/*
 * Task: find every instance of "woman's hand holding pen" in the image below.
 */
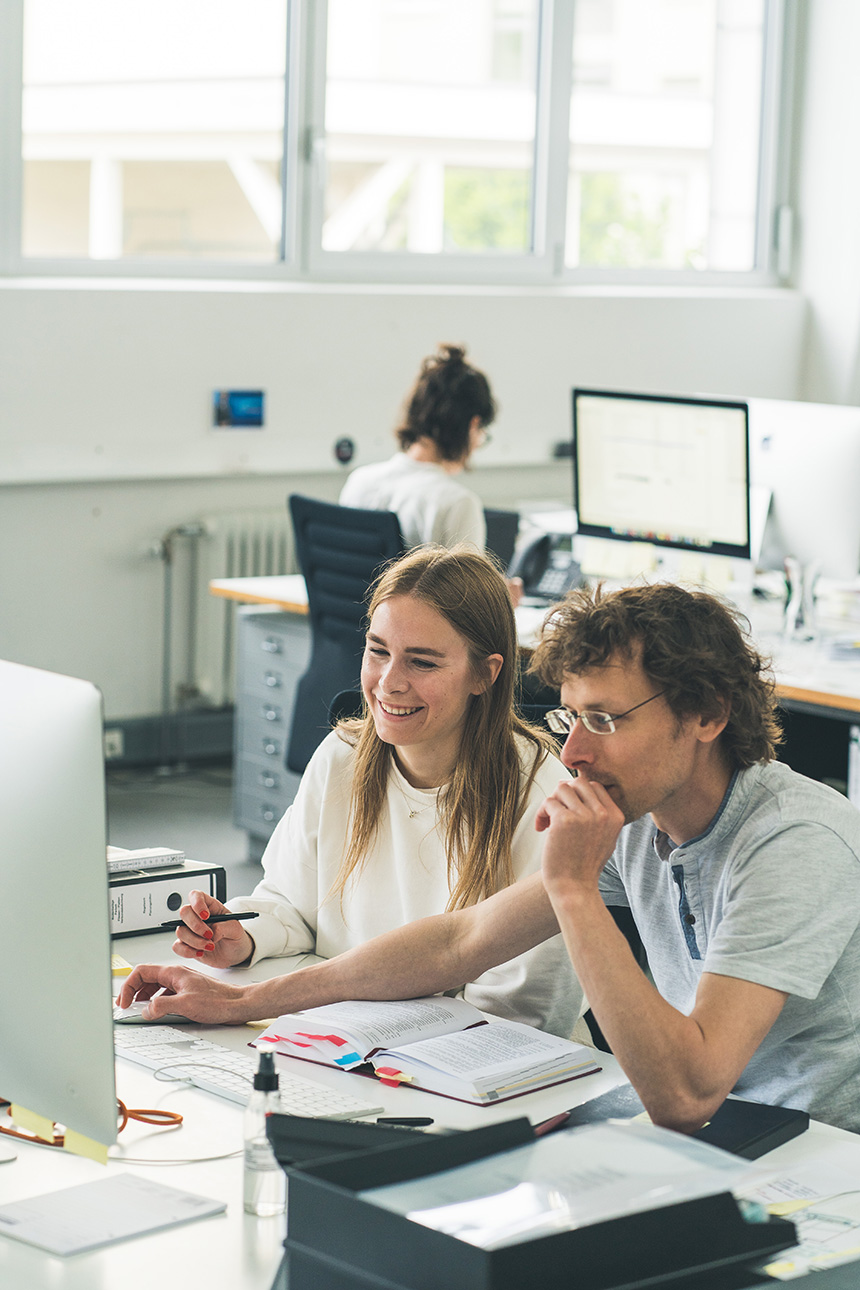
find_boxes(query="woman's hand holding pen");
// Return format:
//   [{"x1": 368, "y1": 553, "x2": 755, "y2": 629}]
[{"x1": 171, "y1": 889, "x2": 256, "y2": 969}]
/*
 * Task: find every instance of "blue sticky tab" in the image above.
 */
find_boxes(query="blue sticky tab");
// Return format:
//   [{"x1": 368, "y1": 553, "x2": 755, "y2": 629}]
[{"x1": 334, "y1": 1052, "x2": 361, "y2": 1067}]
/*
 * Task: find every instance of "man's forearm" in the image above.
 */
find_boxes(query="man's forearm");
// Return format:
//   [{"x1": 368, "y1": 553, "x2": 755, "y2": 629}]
[
  {"x1": 547, "y1": 883, "x2": 742, "y2": 1131},
  {"x1": 237, "y1": 878, "x2": 559, "y2": 1020},
  {"x1": 239, "y1": 912, "x2": 470, "y2": 1018}
]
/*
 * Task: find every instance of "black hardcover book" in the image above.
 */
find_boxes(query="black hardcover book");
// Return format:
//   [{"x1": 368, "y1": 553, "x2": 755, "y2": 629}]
[{"x1": 562, "y1": 1085, "x2": 809, "y2": 1159}]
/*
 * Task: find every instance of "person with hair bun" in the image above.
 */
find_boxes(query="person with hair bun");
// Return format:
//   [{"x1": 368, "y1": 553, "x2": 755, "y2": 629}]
[{"x1": 339, "y1": 343, "x2": 495, "y2": 551}]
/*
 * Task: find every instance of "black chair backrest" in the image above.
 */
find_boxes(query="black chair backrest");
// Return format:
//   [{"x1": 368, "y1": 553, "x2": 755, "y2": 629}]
[
  {"x1": 328, "y1": 688, "x2": 364, "y2": 727},
  {"x1": 483, "y1": 508, "x2": 520, "y2": 572},
  {"x1": 286, "y1": 496, "x2": 404, "y2": 773}
]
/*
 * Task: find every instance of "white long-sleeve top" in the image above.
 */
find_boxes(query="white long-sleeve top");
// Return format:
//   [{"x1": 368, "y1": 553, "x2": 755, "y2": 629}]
[{"x1": 228, "y1": 731, "x2": 583, "y2": 1037}]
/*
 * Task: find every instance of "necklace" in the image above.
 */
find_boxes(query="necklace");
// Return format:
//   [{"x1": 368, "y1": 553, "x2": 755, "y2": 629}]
[{"x1": 393, "y1": 771, "x2": 439, "y2": 819}]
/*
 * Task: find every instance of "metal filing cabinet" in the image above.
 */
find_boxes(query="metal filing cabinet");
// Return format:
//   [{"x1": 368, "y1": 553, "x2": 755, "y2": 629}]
[{"x1": 233, "y1": 607, "x2": 311, "y2": 855}]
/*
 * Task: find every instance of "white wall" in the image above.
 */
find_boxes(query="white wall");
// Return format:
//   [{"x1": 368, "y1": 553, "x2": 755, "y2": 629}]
[{"x1": 0, "y1": 282, "x2": 805, "y2": 717}]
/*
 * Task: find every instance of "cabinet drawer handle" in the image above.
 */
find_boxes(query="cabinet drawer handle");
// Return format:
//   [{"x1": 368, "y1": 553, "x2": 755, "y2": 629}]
[
  {"x1": 263, "y1": 672, "x2": 282, "y2": 688},
  {"x1": 259, "y1": 772, "x2": 280, "y2": 790},
  {"x1": 262, "y1": 706, "x2": 282, "y2": 723},
  {"x1": 260, "y1": 637, "x2": 282, "y2": 654},
  {"x1": 262, "y1": 739, "x2": 282, "y2": 757}
]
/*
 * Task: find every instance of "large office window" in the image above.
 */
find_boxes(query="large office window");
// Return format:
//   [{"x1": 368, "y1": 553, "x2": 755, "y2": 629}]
[
  {"x1": 320, "y1": 0, "x2": 539, "y2": 256},
  {"x1": 21, "y1": 0, "x2": 287, "y2": 261},
  {"x1": 8, "y1": 0, "x2": 790, "y2": 282},
  {"x1": 567, "y1": 0, "x2": 767, "y2": 272}
]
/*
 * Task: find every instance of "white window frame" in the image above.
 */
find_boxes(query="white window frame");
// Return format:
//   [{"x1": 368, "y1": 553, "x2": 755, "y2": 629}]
[
  {"x1": 0, "y1": 0, "x2": 795, "y2": 287},
  {"x1": 556, "y1": 0, "x2": 795, "y2": 287},
  {"x1": 3, "y1": 0, "x2": 302, "y2": 281},
  {"x1": 303, "y1": 0, "x2": 565, "y2": 285}
]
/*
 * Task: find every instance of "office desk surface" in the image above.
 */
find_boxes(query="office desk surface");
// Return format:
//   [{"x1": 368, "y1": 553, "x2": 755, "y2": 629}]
[
  {"x1": 209, "y1": 575, "x2": 860, "y2": 717},
  {"x1": 7, "y1": 935, "x2": 860, "y2": 1289},
  {"x1": 0, "y1": 933, "x2": 630, "y2": 1290},
  {"x1": 210, "y1": 574, "x2": 308, "y2": 615}
]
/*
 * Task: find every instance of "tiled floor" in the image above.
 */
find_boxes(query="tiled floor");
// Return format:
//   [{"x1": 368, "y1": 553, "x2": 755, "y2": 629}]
[{"x1": 105, "y1": 762, "x2": 262, "y2": 901}]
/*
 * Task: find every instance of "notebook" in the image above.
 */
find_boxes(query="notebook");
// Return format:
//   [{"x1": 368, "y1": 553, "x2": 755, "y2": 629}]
[{"x1": 562, "y1": 1084, "x2": 809, "y2": 1160}]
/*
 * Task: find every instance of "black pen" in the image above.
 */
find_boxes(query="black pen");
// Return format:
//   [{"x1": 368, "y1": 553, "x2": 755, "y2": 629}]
[
  {"x1": 376, "y1": 1117, "x2": 434, "y2": 1127},
  {"x1": 160, "y1": 911, "x2": 260, "y2": 930}
]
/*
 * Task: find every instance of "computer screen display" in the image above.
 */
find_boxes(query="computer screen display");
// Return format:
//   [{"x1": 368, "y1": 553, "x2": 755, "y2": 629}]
[
  {"x1": 0, "y1": 660, "x2": 117, "y2": 1151},
  {"x1": 572, "y1": 389, "x2": 751, "y2": 560}
]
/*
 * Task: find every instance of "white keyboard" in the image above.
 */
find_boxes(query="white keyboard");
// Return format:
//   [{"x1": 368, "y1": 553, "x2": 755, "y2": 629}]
[{"x1": 114, "y1": 1025, "x2": 384, "y2": 1120}]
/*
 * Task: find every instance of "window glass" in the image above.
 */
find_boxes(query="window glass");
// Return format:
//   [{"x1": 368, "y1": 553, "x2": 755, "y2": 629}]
[
  {"x1": 21, "y1": 0, "x2": 287, "y2": 261},
  {"x1": 567, "y1": 0, "x2": 766, "y2": 271},
  {"x1": 322, "y1": 0, "x2": 539, "y2": 255}
]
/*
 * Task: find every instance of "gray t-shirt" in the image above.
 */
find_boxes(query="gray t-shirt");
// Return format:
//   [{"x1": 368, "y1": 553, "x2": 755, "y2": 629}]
[{"x1": 599, "y1": 761, "x2": 860, "y2": 1131}]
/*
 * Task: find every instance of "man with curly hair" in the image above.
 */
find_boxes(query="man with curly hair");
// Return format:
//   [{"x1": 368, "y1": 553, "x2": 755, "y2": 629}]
[{"x1": 120, "y1": 583, "x2": 860, "y2": 1132}]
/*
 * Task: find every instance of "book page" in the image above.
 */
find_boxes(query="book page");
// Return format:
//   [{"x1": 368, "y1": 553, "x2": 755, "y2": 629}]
[
  {"x1": 374, "y1": 1018, "x2": 592, "y2": 1080},
  {"x1": 254, "y1": 996, "x2": 483, "y2": 1065}
]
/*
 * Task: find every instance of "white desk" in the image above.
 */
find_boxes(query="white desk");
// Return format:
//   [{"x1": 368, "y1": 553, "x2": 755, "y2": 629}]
[
  {"x1": 0, "y1": 932, "x2": 627, "y2": 1290},
  {"x1": 210, "y1": 574, "x2": 860, "y2": 715},
  {"x1": 6, "y1": 935, "x2": 860, "y2": 1289},
  {"x1": 212, "y1": 575, "x2": 860, "y2": 818}
]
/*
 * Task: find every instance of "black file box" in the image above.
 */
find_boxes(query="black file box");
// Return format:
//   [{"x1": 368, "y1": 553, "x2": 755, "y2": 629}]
[{"x1": 275, "y1": 1118, "x2": 797, "y2": 1290}]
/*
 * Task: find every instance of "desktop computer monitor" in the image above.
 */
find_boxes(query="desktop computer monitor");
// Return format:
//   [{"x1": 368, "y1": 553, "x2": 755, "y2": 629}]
[
  {"x1": 748, "y1": 397, "x2": 860, "y2": 581},
  {"x1": 0, "y1": 659, "x2": 117, "y2": 1150},
  {"x1": 572, "y1": 388, "x2": 751, "y2": 561}
]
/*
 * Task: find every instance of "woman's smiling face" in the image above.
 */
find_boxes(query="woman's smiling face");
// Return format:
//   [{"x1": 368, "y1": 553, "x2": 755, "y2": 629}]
[{"x1": 361, "y1": 594, "x2": 501, "y2": 787}]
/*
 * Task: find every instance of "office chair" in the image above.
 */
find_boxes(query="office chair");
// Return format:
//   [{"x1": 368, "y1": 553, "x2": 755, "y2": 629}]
[
  {"x1": 328, "y1": 688, "x2": 364, "y2": 726},
  {"x1": 286, "y1": 495, "x2": 404, "y2": 774},
  {"x1": 483, "y1": 508, "x2": 520, "y2": 572}
]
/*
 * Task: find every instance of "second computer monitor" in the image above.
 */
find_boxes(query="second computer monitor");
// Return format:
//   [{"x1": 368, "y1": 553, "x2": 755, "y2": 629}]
[
  {"x1": 0, "y1": 659, "x2": 117, "y2": 1151},
  {"x1": 572, "y1": 388, "x2": 751, "y2": 561}
]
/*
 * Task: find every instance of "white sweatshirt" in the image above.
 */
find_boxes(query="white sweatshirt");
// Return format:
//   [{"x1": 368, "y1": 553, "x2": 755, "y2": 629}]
[{"x1": 228, "y1": 731, "x2": 582, "y2": 1037}]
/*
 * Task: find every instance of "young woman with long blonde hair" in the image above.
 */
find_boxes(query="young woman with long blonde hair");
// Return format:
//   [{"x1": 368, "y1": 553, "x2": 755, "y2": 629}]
[{"x1": 169, "y1": 546, "x2": 581, "y2": 1035}]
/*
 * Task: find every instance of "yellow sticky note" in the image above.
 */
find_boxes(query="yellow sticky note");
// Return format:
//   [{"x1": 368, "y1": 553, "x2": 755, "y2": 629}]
[
  {"x1": 10, "y1": 1104, "x2": 55, "y2": 1141},
  {"x1": 63, "y1": 1127, "x2": 109, "y2": 1165},
  {"x1": 111, "y1": 954, "x2": 133, "y2": 977},
  {"x1": 764, "y1": 1260, "x2": 796, "y2": 1276},
  {"x1": 768, "y1": 1198, "x2": 817, "y2": 1216}
]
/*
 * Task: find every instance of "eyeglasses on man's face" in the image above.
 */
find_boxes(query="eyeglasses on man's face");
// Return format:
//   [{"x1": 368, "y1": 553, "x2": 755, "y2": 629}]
[{"x1": 545, "y1": 691, "x2": 666, "y2": 737}]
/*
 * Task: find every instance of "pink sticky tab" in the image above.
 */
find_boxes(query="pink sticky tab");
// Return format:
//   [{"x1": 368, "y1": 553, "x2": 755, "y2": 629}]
[{"x1": 295, "y1": 1031, "x2": 348, "y2": 1047}]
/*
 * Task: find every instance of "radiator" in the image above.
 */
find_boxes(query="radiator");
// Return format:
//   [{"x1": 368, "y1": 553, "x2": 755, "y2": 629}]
[{"x1": 178, "y1": 508, "x2": 297, "y2": 708}]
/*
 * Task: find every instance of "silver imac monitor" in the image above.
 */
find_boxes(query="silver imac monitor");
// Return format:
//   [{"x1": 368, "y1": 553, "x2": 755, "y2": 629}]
[
  {"x1": 748, "y1": 397, "x2": 860, "y2": 581},
  {"x1": 572, "y1": 388, "x2": 751, "y2": 560},
  {"x1": 0, "y1": 659, "x2": 117, "y2": 1151}
]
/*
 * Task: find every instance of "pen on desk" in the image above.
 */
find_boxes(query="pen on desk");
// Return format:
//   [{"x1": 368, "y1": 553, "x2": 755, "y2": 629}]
[
  {"x1": 533, "y1": 1110, "x2": 571, "y2": 1138},
  {"x1": 376, "y1": 1117, "x2": 434, "y2": 1127},
  {"x1": 160, "y1": 911, "x2": 261, "y2": 930}
]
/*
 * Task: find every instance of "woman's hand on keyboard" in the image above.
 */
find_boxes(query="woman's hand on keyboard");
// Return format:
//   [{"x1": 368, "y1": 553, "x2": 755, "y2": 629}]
[
  {"x1": 171, "y1": 889, "x2": 256, "y2": 969},
  {"x1": 116, "y1": 962, "x2": 250, "y2": 1024}
]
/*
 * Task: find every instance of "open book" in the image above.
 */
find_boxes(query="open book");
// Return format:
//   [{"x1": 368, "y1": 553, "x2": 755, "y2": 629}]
[{"x1": 252, "y1": 996, "x2": 600, "y2": 1106}]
